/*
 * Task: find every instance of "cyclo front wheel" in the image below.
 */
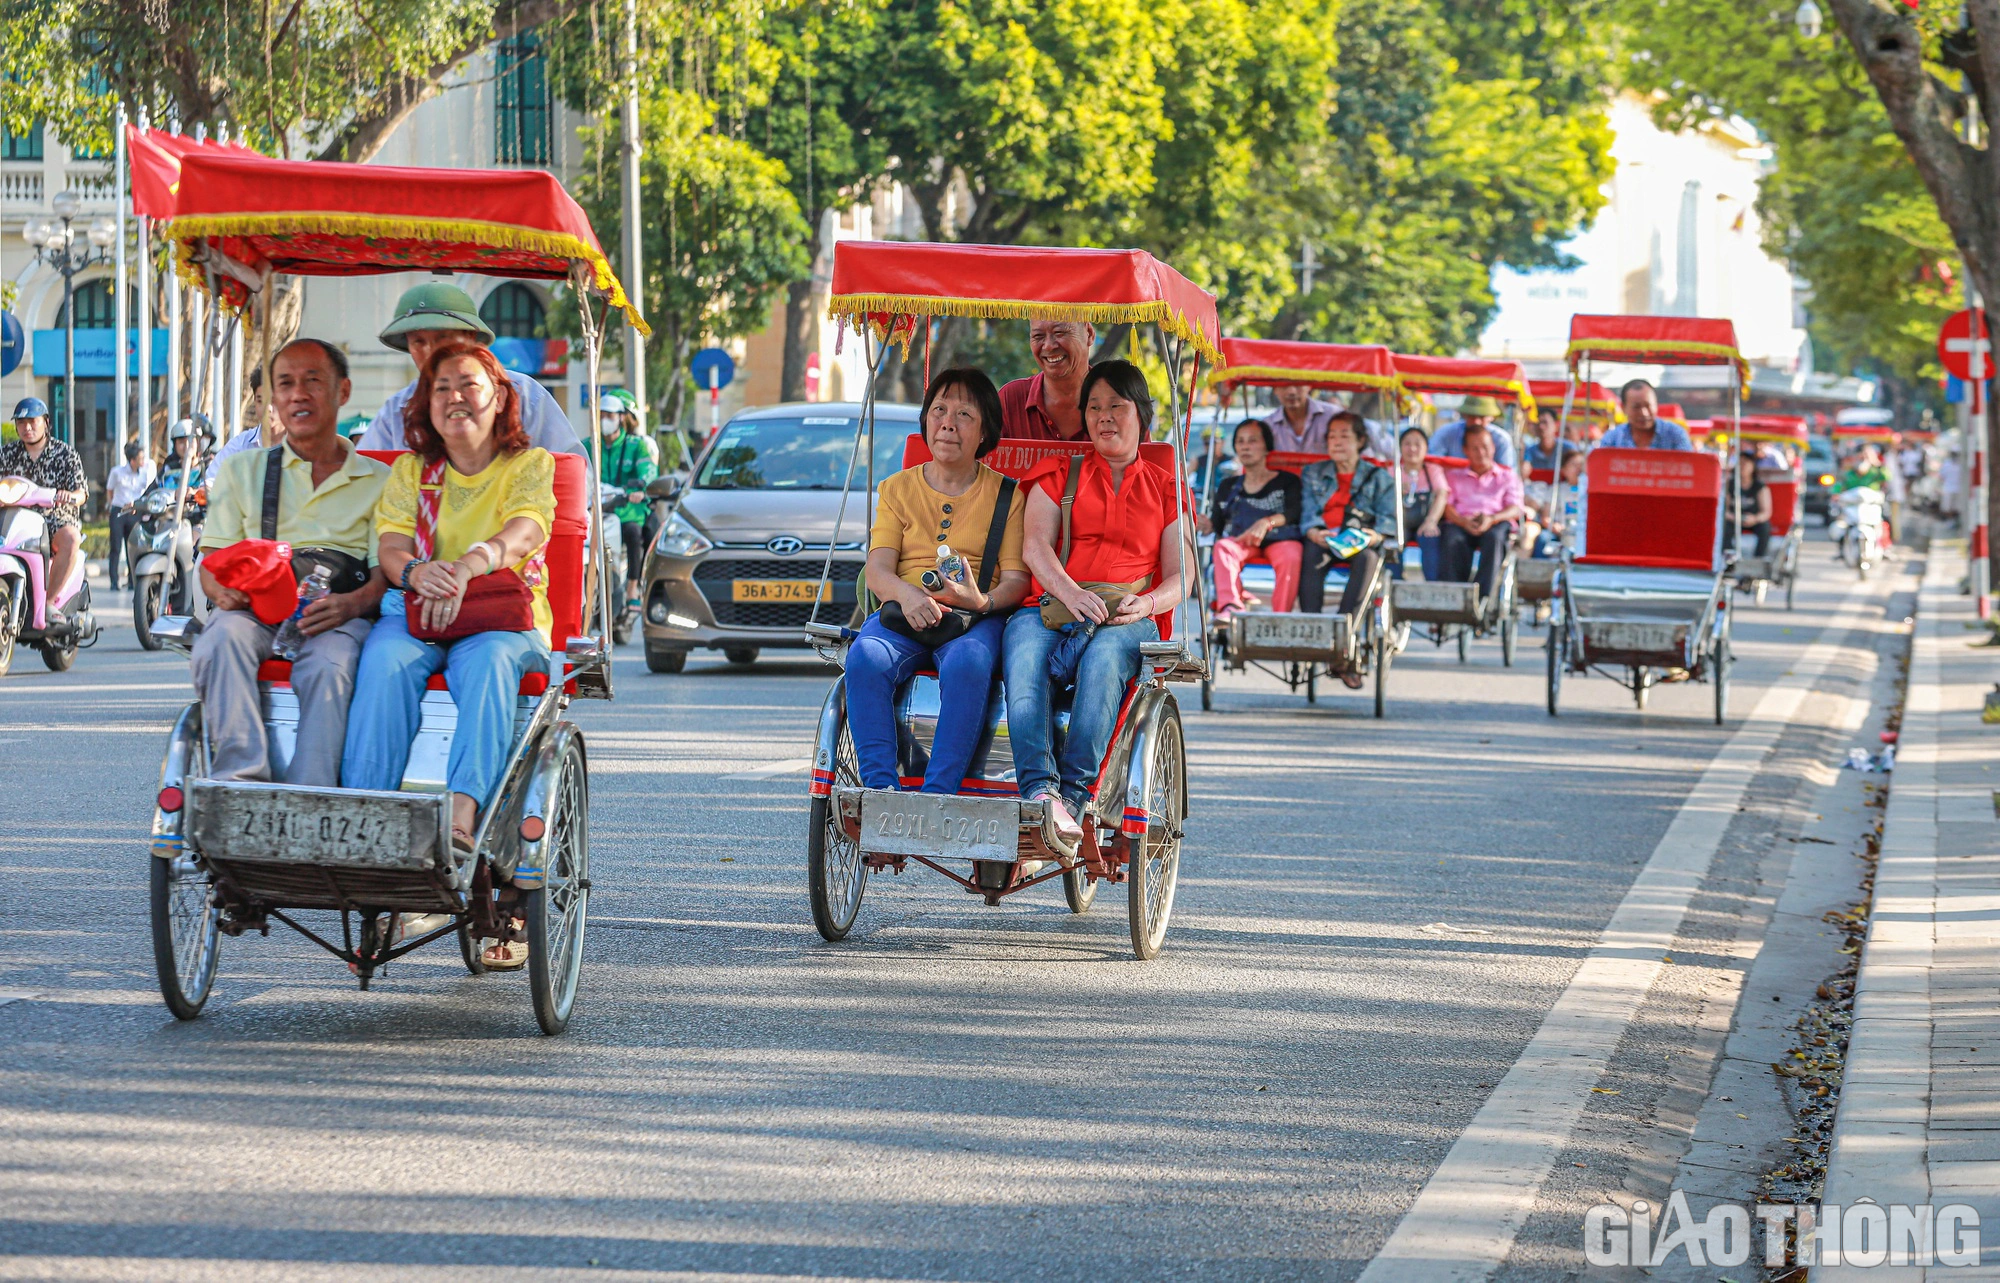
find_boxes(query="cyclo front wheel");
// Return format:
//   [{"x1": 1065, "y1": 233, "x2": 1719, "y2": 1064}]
[
  {"x1": 526, "y1": 730, "x2": 590, "y2": 1035},
  {"x1": 151, "y1": 853, "x2": 221, "y2": 1019},
  {"x1": 808, "y1": 684, "x2": 867, "y2": 941},
  {"x1": 1128, "y1": 701, "x2": 1186, "y2": 960}
]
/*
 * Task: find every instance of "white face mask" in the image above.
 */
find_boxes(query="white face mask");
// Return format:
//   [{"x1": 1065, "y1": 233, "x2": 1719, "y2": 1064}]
[{"x1": 600, "y1": 414, "x2": 622, "y2": 431}]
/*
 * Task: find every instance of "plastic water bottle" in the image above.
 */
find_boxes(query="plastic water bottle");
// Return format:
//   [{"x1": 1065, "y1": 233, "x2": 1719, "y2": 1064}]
[
  {"x1": 935, "y1": 543, "x2": 968, "y2": 585},
  {"x1": 272, "y1": 566, "x2": 332, "y2": 661}
]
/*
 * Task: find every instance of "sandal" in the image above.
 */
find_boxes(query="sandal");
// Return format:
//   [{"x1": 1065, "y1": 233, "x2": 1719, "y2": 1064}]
[
  {"x1": 480, "y1": 916, "x2": 530, "y2": 970},
  {"x1": 451, "y1": 826, "x2": 476, "y2": 856},
  {"x1": 1341, "y1": 671, "x2": 1365, "y2": 690}
]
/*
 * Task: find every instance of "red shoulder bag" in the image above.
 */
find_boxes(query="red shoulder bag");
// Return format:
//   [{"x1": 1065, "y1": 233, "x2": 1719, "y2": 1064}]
[{"x1": 406, "y1": 456, "x2": 541, "y2": 643}]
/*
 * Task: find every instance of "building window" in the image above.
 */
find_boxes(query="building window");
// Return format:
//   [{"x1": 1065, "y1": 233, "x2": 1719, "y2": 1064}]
[
  {"x1": 59, "y1": 279, "x2": 115, "y2": 328},
  {"x1": 480, "y1": 283, "x2": 546, "y2": 338},
  {"x1": 495, "y1": 35, "x2": 551, "y2": 165},
  {"x1": 3, "y1": 119, "x2": 44, "y2": 161}
]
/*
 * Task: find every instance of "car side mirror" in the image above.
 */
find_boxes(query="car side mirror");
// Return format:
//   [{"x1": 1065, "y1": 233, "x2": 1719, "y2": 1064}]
[{"x1": 645, "y1": 475, "x2": 683, "y2": 501}]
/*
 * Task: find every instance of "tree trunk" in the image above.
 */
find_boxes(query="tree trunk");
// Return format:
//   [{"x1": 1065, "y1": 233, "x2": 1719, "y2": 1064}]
[
  {"x1": 1093, "y1": 324, "x2": 1133, "y2": 362},
  {"x1": 780, "y1": 278, "x2": 816, "y2": 403}
]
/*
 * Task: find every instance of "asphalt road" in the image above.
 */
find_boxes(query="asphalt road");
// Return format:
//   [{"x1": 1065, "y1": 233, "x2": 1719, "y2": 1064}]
[{"x1": 0, "y1": 533, "x2": 1912, "y2": 1282}]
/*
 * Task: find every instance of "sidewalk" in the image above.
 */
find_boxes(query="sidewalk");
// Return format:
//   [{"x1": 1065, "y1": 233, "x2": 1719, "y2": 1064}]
[{"x1": 1821, "y1": 540, "x2": 2000, "y2": 1280}]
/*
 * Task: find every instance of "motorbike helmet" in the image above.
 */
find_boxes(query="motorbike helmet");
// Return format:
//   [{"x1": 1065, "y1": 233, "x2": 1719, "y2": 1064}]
[
  {"x1": 378, "y1": 281, "x2": 495, "y2": 352},
  {"x1": 168, "y1": 416, "x2": 213, "y2": 447},
  {"x1": 11, "y1": 396, "x2": 49, "y2": 422}
]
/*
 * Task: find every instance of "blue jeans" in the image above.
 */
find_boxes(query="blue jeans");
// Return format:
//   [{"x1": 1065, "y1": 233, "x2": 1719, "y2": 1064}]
[
  {"x1": 1417, "y1": 533, "x2": 1443, "y2": 581},
  {"x1": 341, "y1": 593, "x2": 550, "y2": 803},
  {"x1": 1002, "y1": 609, "x2": 1158, "y2": 811},
  {"x1": 845, "y1": 611, "x2": 1005, "y2": 793}
]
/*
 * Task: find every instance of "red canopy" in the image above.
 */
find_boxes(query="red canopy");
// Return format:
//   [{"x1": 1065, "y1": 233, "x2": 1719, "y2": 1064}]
[
  {"x1": 827, "y1": 241, "x2": 1220, "y2": 363},
  {"x1": 1730, "y1": 415, "x2": 1810, "y2": 446},
  {"x1": 1832, "y1": 423, "x2": 1896, "y2": 442},
  {"x1": 162, "y1": 149, "x2": 644, "y2": 331},
  {"x1": 1566, "y1": 314, "x2": 1749, "y2": 387},
  {"x1": 1391, "y1": 354, "x2": 1535, "y2": 417},
  {"x1": 1208, "y1": 338, "x2": 1402, "y2": 398},
  {"x1": 1528, "y1": 378, "x2": 1621, "y2": 424}
]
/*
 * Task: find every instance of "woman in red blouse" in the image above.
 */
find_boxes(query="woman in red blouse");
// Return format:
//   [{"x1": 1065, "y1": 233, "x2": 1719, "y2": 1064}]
[{"x1": 1002, "y1": 360, "x2": 1190, "y2": 853}]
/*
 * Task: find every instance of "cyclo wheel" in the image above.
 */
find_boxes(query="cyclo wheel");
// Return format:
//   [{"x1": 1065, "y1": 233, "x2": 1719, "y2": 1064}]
[
  {"x1": 151, "y1": 715, "x2": 218, "y2": 1019},
  {"x1": 807, "y1": 683, "x2": 867, "y2": 941},
  {"x1": 1127, "y1": 702, "x2": 1186, "y2": 960},
  {"x1": 151, "y1": 852, "x2": 221, "y2": 1019},
  {"x1": 526, "y1": 730, "x2": 590, "y2": 1035},
  {"x1": 1500, "y1": 613, "x2": 1517, "y2": 667},
  {"x1": 1712, "y1": 617, "x2": 1732, "y2": 725},
  {"x1": 1545, "y1": 617, "x2": 1565, "y2": 717},
  {"x1": 1062, "y1": 861, "x2": 1098, "y2": 914},
  {"x1": 458, "y1": 921, "x2": 488, "y2": 976}
]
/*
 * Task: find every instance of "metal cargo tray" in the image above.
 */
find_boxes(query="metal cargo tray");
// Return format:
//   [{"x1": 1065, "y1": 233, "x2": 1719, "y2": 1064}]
[
  {"x1": 189, "y1": 780, "x2": 448, "y2": 873},
  {"x1": 1391, "y1": 580, "x2": 1480, "y2": 623},
  {"x1": 1228, "y1": 611, "x2": 1350, "y2": 662}
]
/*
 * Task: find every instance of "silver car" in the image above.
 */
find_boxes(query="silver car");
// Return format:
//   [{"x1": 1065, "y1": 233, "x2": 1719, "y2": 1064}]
[{"x1": 640, "y1": 402, "x2": 916, "y2": 672}]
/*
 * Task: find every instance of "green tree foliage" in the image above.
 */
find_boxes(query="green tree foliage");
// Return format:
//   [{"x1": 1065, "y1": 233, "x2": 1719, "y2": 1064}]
[
  {"x1": 1615, "y1": 0, "x2": 1957, "y2": 395},
  {"x1": 0, "y1": 0, "x2": 592, "y2": 161}
]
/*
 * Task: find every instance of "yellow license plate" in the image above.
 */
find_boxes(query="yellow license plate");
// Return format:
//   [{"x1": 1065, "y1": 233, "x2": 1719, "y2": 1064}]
[{"x1": 731, "y1": 579, "x2": 832, "y2": 603}]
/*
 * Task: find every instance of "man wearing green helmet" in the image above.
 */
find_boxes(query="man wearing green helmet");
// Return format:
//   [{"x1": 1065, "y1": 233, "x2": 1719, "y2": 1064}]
[{"x1": 355, "y1": 281, "x2": 584, "y2": 456}]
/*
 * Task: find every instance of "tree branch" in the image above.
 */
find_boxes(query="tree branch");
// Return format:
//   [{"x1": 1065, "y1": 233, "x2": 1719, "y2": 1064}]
[{"x1": 312, "y1": 0, "x2": 585, "y2": 163}]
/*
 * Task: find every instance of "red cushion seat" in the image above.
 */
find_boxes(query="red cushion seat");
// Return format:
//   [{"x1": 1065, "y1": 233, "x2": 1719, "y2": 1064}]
[{"x1": 256, "y1": 657, "x2": 551, "y2": 696}]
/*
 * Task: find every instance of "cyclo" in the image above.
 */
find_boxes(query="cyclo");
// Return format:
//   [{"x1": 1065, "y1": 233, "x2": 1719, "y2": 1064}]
[
  {"x1": 1546, "y1": 314, "x2": 1744, "y2": 724},
  {"x1": 800, "y1": 240, "x2": 1213, "y2": 960},
  {"x1": 1717, "y1": 414, "x2": 1808, "y2": 608},
  {"x1": 144, "y1": 149, "x2": 638, "y2": 1033},
  {"x1": 1524, "y1": 376, "x2": 1620, "y2": 612},
  {"x1": 1198, "y1": 338, "x2": 1407, "y2": 715},
  {"x1": 1388, "y1": 354, "x2": 1537, "y2": 667}
]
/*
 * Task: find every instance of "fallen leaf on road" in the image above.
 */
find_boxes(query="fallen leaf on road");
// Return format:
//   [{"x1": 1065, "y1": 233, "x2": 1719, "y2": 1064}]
[{"x1": 1591, "y1": 1088, "x2": 1620, "y2": 1095}]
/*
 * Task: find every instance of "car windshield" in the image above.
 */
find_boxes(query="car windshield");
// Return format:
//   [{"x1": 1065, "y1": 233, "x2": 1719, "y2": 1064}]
[
  {"x1": 1807, "y1": 440, "x2": 1835, "y2": 469},
  {"x1": 696, "y1": 415, "x2": 913, "y2": 490}
]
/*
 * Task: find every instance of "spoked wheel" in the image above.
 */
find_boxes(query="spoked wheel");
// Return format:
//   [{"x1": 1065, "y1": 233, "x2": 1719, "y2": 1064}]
[
  {"x1": 1127, "y1": 704, "x2": 1186, "y2": 961},
  {"x1": 1500, "y1": 613, "x2": 1518, "y2": 667},
  {"x1": 134, "y1": 575, "x2": 165, "y2": 650},
  {"x1": 807, "y1": 690, "x2": 867, "y2": 941},
  {"x1": 1785, "y1": 574, "x2": 1796, "y2": 611},
  {"x1": 151, "y1": 852, "x2": 221, "y2": 1019},
  {"x1": 1373, "y1": 635, "x2": 1391, "y2": 719},
  {"x1": 526, "y1": 732, "x2": 590, "y2": 1035},
  {"x1": 1062, "y1": 862, "x2": 1098, "y2": 914},
  {"x1": 1456, "y1": 628, "x2": 1469, "y2": 664},
  {"x1": 458, "y1": 920, "x2": 488, "y2": 975},
  {"x1": 1200, "y1": 675, "x2": 1213, "y2": 711},
  {"x1": 1305, "y1": 666, "x2": 1317, "y2": 704},
  {"x1": 1712, "y1": 620, "x2": 1732, "y2": 725},
  {"x1": 1545, "y1": 621, "x2": 1566, "y2": 717},
  {"x1": 1632, "y1": 668, "x2": 1650, "y2": 710}
]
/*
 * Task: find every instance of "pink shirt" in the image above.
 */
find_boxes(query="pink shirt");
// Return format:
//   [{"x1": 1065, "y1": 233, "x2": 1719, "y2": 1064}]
[{"x1": 1444, "y1": 462, "x2": 1524, "y2": 517}]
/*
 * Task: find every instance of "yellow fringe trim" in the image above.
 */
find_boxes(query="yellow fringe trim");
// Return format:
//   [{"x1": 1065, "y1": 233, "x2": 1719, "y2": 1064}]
[
  {"x1": 165, "y1": 212, "x2": 649, "y2": 336},
  {"x1": 1208, "y1": 365, "x2": 1403, "y2": 393},
  {"x1": 1394, "y1": 373, "x2": 1535, "y2": 417},
  {"x1": 827, "y1": 292, "x2": 1222, "y2": 364},
  {"x1": 1566, "y1": 337, "x2": 1748, "y2": 387}
]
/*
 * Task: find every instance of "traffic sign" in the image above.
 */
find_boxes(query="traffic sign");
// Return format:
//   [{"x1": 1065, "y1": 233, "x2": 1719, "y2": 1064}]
[
  {"x1": 690, "y1": 346, "x2": 735, "y2": 390},
  {"x1": 1938, "y1": 308, "x2": 1991, "y2": 380},
  {"x1": 0, "y1": 312, "x2": 20, "y2": 378}
]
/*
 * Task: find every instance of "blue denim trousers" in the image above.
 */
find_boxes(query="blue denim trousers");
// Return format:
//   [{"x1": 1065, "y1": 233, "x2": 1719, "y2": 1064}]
[
  {"x1": 845, "y1": 610, "x2": 1005, "y2": 793},
  {"x1": 341, "y1": 592, "x2": 550, "y2": 803},
  {"x1": 1002, "y1": 609, "x2": 1157, "y2": 811}
]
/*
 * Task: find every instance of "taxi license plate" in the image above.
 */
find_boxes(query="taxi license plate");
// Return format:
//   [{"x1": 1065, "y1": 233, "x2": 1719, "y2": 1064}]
[
  {"x1": 732, "y1": 579, "x2": 832, "y2": 603},
  {"x1": 1241, "y1": 613, "x2": 1340, "y2": 651},
  {"x1": 189, "y1": 781, "x2": 441, "y2": 871},
  {"x1": 858, "y1": 789, "x2": 1019, "y2": 861}
]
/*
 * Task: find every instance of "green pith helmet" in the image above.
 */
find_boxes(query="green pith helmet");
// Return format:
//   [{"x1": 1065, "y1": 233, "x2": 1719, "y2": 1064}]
[
  {"x1": 377, "y1": 281, "x2": 495, "y2": 351},
  {"x1": 598, "y1": 388, "x2": 638, "y2": 416}
]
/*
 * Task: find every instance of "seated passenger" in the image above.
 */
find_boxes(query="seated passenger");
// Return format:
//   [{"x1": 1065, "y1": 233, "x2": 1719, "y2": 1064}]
[
  {"x1": 1202, "y1": 418, "x2": 1302, "y2": 617},
  {"x1": 1727, "y1": 446, "x2": 1775, "y2": 558},
  {"x1": 1299, "y1": 410, "x2": 1396, "y2": 613},
  {"x1": 1429, "y1": 395, "x2": 1518, "y2": 468},
  {"x1": 342, "y1": 343, "x2": 556, "y2": 876},
  {"x1": 848, "y1": 368, "x2": 1030, "y2": 794},
  {"x1": 1525, "y1": 447, "x2": 1587, "y2": 558},
  {"x1": 1398, "y1": 426, "x2": 1448, "y2": 581},
  {"x1": 1438, "y1": 420, "x2": 1526, "y2": 601},
  {"x1": 1003, "y1": 360, "x2": 1189, "y2": 851},
  {"x1": 191, "y1": 339, "x2": 388, "y2": 786}
]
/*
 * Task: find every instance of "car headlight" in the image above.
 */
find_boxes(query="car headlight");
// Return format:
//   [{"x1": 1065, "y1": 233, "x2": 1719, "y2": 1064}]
[{"x1": 655, "y1": 511, "x2": 713, "y2": 558}]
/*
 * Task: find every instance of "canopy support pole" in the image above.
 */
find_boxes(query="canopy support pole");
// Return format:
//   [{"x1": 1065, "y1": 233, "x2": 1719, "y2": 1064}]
[
  {"x1": 573, "y1": 261, "x2": 611, "y2": 691},
  {"x1": 809, "y1": 327, "x2": 893, "y2": 625},
  {"x1": 113, "y1": 101, "x2": 129, "y2": 462}
]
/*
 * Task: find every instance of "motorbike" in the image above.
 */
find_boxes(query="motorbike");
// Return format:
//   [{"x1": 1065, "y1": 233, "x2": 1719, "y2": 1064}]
[
  {"x1": 594, "y1": 482, "x2": 641, "y2": 646},
  {"x1": 0, "y1": 475, "x2": 100, "y2": 675},
  {"x1": 1831, "y1": 486, "x2": 1888, "y2": 579},
  {"x1": 130, "y1": 472, "x2": 206, "y2": 650}
]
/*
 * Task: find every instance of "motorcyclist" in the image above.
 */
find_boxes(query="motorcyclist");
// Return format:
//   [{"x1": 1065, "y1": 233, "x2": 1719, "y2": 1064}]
[
  {"x1": 0, "y1": 398, "x2": 87, "y2": 625},
  {"x1": 592, "y1": 388, "x2": 657, "y2": 611}
]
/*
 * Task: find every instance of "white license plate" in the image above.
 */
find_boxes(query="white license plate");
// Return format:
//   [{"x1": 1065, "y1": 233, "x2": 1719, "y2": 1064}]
[
  {"x1": 858, "y1": 790, "x2": 1019, "y2": 861},
  {"x1": 190, "y1": 781, "x2": 440, "y2": 870},
  {"x1": 1241, "y1": 613, "x2": 1339, "y2": 650}
]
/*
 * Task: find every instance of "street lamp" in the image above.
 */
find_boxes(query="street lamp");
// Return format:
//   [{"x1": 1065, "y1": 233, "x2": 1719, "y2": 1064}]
[
  {"x1": 23, "y1": 188, "x2": 115, "y2": 445},
  {"x1": 1796, "y1": 0, "x2": 1824, "y2": 39}
]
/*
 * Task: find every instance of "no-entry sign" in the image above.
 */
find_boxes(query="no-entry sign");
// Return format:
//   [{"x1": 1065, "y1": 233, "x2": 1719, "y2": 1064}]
[{"x1": 1938, "y1": 308, "x2": 1992, "y2": 380}]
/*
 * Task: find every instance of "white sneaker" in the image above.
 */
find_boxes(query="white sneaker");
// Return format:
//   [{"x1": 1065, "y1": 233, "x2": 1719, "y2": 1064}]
[{"x1": 1038, "y1": 793, "x2": 1083, "y2": 855}]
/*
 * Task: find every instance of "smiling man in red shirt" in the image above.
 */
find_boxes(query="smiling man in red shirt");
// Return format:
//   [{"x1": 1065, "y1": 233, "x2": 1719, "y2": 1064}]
[{"x1": 997, "y1": 318, "x2": 1095, "y2": 441}]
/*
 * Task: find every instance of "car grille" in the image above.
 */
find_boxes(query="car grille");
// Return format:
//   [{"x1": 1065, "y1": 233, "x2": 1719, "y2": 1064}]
[
  {"x1": 693, "y1": 558, "x2": 860, "y2": 582},
  {"x1": 711, "y1": 601, "x2": 842, "y2": 629}
]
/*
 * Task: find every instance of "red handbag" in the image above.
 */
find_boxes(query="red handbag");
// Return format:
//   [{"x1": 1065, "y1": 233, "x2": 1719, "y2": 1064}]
[{"x1": 406, "y1": 457, "x2": 541, "y2": 643}]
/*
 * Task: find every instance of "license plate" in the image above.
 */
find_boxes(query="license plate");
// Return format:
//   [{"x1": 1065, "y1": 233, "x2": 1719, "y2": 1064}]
[
  {"x1": 858, "y1": 790, "x2": 1019, "y2": 861},
  {"x1": 189, "y1": 781, "x2": 440, "y2": 871},
  {"x1": 732, "y1": 579, "x2": 832, "y2": 603},
  {"x1": 1241, "y1": 613, "x2": 1340, "y2": 650}
]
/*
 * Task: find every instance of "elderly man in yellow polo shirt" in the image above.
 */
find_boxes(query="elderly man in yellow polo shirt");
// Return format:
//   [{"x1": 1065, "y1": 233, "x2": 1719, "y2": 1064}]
[{"x1": 192, "y1": 338, "x2": 390, "y2": 786}]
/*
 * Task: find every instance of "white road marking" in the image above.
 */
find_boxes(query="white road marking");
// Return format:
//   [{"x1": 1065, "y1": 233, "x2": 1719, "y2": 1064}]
[
  {"x1": 1358, "y1": 577, "x2": 1879, "y2": 1282},
  {"x1": 720, "y1": 757, "x2": 814, "y2": 781}
]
